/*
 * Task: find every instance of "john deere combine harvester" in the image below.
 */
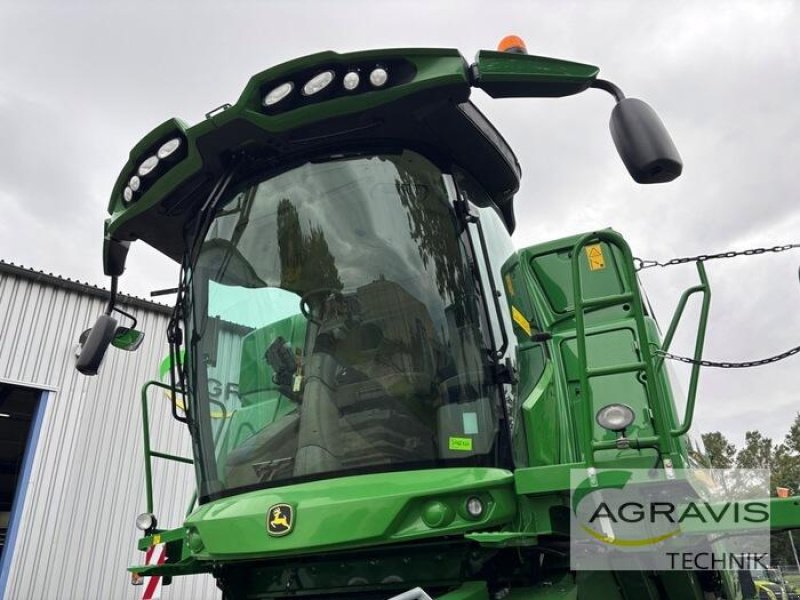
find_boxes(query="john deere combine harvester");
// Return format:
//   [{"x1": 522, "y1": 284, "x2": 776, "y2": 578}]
[{"x1": 76, "y1": 38, "x2": 800, "y2": 599}]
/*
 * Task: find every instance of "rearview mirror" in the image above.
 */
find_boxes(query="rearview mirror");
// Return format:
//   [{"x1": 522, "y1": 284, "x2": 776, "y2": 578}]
[
  {"x1": 76, "y1": 314, "x2": 118, "y2": 376},
  {"x1": 76, "y1": 319, "x2": 145, "y2": 375},
  {"x1": 610, "y1": 98, "x2": 682, "y2": 183},
  {"x1": 111, "y1": 327, "x2": 145, "y2": 351}
]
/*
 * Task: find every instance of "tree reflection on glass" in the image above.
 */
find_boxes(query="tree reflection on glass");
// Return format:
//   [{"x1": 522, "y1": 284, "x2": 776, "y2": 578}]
[{"x1": 277, "y1": 198, "x2": 342, "y2": 293}]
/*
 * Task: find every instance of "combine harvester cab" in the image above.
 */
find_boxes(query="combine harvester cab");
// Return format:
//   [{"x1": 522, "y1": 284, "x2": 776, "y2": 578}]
[{"x1": 74, "y1": 37, "x2": 799, "y2": 600}]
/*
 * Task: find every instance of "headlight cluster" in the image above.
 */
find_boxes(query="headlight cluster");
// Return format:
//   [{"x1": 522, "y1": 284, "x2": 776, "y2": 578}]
[
  {"x1": 260, "y1": 60, "x2": 412, "y2": 114},
  {"x1": 122, "y1": 136, "x2": 184, "y2": 205}
]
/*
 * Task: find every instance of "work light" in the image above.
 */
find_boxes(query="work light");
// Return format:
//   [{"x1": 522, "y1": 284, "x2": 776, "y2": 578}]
[
  {"x1": 369, "y1": 67, "x2": 388, "y2": 87},
  {"x1": 465, "y1": 496, "x2": 484, "y2": 519},
  {"x1": 157, "y1": 137, "x2": 182, "y2": 160},
  {"x1": 343, "y1": 71, "x2": 360, "y2": 91},
  {"x1": 596, "y1": 403, "x2": 635, "y2": 432},
  {"x1": 303, "y1": 71, "x2": 335, "y2": 96},
  {"x1": 137, "y1": 156, "x2": 159, "y2": 177},
  {"x1": 135, "y1": 512, "x2": 157, "y2": 532},
  {"x1": 263, "y1": 82, "x2": 294, "y2": 107}
]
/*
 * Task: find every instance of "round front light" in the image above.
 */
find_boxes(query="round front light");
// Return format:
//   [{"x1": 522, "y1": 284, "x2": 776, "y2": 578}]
[
  {"x1": 129, "y1": 175, "x2": 141, "y2": 192},
  {"x1": 465, "y1": 496, "x2": 484, "y2": 519},
  {"x1": 137, "y1": 156, "x2": 159, "y2": 177},
  {"x1": 157, "y1": 137, "x2": 182, "y2": 160},
  {"x1": 596, "y1": 404, "x2": 635, "y2": 432},
  {"x1": 123, "y1": 186, "x2": 133, "y2": 203},
  {"x1": 343, "y1": 71, "x2": 360, "y2": 91},
  {"x1": 135, "y1": 512, "x2": 157, "y2": 531},
  {"x1": 302, "y1": 70, "x2": 335, "y2": 96},
  {"x1": 263, "y1": 82, "x2": 294, "y2": 107},
  {"x1": 369, "y1": 67, "x2": 388, "y2": 87}
]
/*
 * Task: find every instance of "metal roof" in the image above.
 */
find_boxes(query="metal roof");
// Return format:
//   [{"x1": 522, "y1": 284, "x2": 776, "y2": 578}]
[{"x1": 0, "y1": 259, "x2": 172, "y2": 316}]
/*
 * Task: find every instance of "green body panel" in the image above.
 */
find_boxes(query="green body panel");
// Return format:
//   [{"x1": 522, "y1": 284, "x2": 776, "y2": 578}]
[
  {"x1": 106, "y1": 49, "x2": 471, "y2": 244},
  {"x1": 508, "y1": 230, "x2": 685, "y2": 468},
  {"x1": 234, "y1": 48, "x2": 469, "y2": 131},
  {"x1": 474, "y1": 50, "x2": 599, "y2": 98},
  {"x1": 184, "y1": 468, "x2": 515, "y2": 559}
]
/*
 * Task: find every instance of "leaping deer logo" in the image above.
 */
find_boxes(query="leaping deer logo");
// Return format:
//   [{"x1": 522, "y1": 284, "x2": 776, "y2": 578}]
[{"x1": 267, "y1": 504, "x2": 293, "y2": 536}]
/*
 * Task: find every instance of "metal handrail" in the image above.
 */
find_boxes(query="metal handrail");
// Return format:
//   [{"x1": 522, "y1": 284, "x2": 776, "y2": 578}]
[
  {"x1": 569, "y1": 231, "x2": 674, "y2": 467},
  {"x1": 140, "y1": 380, "x2": 194, "y2": 514},
  {"x1": 653, "y1": 261, "x2": 711, "y2": 436}
]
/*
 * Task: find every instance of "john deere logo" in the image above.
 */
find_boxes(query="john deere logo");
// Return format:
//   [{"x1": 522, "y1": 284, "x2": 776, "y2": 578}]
[{"x1": 267, "y1": 504, "x2": 294, "y2": 537}]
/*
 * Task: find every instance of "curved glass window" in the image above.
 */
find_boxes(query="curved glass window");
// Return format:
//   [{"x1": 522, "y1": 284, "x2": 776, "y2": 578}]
[{"x1": 187, "y1": 151, "x2": 506, "y2": 500}]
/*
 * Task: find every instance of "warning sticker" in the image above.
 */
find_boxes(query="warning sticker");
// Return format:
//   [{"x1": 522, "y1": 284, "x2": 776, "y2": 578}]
[
  {"x1": 449, "y1": 437, "x2": 473, "y2": 451},
  {"x1": 504, "y1": 274, "x2": 515, "y2": 296},
  {"x1": 511, "y1": 306, "x2": 532, "y2": 336},
  {"x1": 585, "y1": 244, "x2": 606, "y2": 271}
]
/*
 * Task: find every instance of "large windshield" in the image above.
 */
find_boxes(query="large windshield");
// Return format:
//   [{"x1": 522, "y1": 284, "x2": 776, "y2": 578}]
[{"x1": 187, "y1": 151, "x2": 505, "y2": 500}]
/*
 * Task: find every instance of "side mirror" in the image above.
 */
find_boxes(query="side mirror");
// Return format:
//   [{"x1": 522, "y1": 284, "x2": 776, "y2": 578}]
[
  {"x1": 610, "y1": 98, "x2": 682, "y2": 184},
  {"x1": 76, "y1": 319, "x2": 146, "y2": 375},
  {"x1": 111, "y1": 327, "x2": 145, "y2": 351},
  {"x1": 76, "y1": 314, "x2": 118, "y2": 376}
]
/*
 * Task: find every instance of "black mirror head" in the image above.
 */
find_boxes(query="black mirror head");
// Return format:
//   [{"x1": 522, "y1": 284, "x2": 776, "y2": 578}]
[
  {"x1": 75, "y1": 314, "x2": 118, "y2": 376},
  {"x1": 610, "y1": 98, "x2": 682, "y2": 184}
]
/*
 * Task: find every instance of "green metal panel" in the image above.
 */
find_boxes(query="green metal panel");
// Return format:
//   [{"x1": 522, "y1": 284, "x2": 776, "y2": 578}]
[
  {"x1": 474, "y1": 50, "x2": 599, "y2": 98},
  {"x1": 106, "y1": 49, "x2": 472, "y2": 239},
  {"x1": 184, "y1": 468, "x2": 515, "y2": 559}
]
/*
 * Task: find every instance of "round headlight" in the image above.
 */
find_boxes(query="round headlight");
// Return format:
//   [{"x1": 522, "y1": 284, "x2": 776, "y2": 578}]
[
  {"x1": 302, "y1": 70, "x2": 335, "y2": 96},
  {"x1": 123, "y1": 186, "x2": 133, "y2": 203},
  {"x1": 369, "y1": 67, "x2": 388, "y2": 88},
  {"x1": 135, "y1": 512, "x2": 157, "y2": 531},
  {"x1": 596, "y1": 404, "x2": 635, "y2": 432},
  {"x1": 137, "y1": 156, "x2": 159, "y2": 177},
  {"x1": 157, "y1": 137, "x2": 182, "y2": 160},
  {"x1": 465, "y1": 496, "x2": 484, "y2": 519},
  {"x1": 343, "y1": 71, "x2": 360, "y2": 91},
  {"x1": 129, "y1": 175, "x2": 141, "y2": 192},
  {"x1": 263, "y1": 82, "x2": 294, "y2": 107}
]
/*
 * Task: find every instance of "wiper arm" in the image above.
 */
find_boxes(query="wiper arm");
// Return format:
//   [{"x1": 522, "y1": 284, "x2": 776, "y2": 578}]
[{"x1": 214, "y1": 184, "x2": 257, "y2": 282}]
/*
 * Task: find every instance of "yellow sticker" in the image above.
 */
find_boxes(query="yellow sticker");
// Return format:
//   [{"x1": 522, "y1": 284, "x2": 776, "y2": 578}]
[
  {"x1": 449, "y1": 437, "x2": 473, "y2": 451},
  {"x1": 504, "y1": 274, "x2": 515, "y2": 296},
  {"x1": 585, "y1": 244, "x2": 606, "y2": 271},
  {"x1": 151, "y1": 534, "x2": 161, "y2": 545},
  {"x1": 511, "y1": 306, "x2": 532, "y2": 336}
]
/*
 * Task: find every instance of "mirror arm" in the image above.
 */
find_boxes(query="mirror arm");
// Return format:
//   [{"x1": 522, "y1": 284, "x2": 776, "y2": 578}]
[
  {"x1": 590, "y1": 78, "x2": 626, "y2": 103},
  {"x1": 112, "y1": 305, "x2": 138, "y2": 331},
  {"x1": 105, "y1": 275, "x2": 119, "y2": 316}
]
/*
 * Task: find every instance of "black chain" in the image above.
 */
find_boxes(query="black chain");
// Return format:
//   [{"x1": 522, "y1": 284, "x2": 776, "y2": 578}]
[
  {"x1": 655, "y1": 346, "x2": 800, "y2": 368},
  {"x1": 634, "y1": 243, "x2": 800, "y2": 271},
  {"x1": 636, "y1": 242, "x2": 800, "y2": 368}
]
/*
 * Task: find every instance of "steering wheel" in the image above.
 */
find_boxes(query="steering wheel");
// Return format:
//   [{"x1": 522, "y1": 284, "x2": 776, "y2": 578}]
[{"x1": 299, "y1": 288, "x2": 344, "y2": 324}]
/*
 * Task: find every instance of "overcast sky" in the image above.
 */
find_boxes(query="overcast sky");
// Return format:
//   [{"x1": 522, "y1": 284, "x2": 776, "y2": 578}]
[{"x1": 0, "y1": 1, "x2": 798, "y2": 450}]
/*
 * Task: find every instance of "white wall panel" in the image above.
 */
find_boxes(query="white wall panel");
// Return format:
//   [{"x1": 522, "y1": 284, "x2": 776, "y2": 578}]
[{"x1": 0, "y1": 266, "x2": 219, "y2": 600}]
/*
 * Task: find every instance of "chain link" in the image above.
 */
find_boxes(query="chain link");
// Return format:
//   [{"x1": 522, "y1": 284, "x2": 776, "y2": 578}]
[
  {"x1": 637, "y1": 242, "x2": 800, "y2": 368},
  {"x1": 634, "y1": 243, "x2": 800, "y2": 271},
  {"x1": 655, "y1": 346, "x2": 800, "y2": 368}
]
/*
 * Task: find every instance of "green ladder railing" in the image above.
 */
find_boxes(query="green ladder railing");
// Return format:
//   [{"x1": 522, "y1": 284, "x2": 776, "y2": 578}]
[
  {"x1": 569, "y1": 231, "x2": 710, "y2": 467},
  {"x1": 140, "y1": 380, "x2": 196, "y2": 517}
]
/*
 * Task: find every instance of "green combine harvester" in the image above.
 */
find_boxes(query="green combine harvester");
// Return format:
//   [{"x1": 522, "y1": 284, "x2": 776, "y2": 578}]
[{"x1": 75, "y1": 37, "x2": 800, "y2": 599}]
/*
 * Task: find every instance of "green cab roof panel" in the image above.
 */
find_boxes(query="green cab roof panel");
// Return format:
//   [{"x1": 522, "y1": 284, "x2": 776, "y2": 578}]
[{"x1": 106, "y1": 47, "x2": 599, "y2": 262}]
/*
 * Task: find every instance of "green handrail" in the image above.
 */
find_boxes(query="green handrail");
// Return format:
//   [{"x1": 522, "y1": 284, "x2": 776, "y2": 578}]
[
  {"x1": 654, "y1": 261, "x2": 711, "y2": 436},
  {"x1": 570, "y1": 230, "x2": 675, "y2": 467},
  {"x1": 140, "y1": 380, "x2": 194, "y2": 514}
]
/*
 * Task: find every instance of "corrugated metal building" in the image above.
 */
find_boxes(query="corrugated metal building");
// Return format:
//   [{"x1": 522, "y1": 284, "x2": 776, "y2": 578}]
[{"x1": 0, "y1": 261, "x2": 219, "y2": 600}]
